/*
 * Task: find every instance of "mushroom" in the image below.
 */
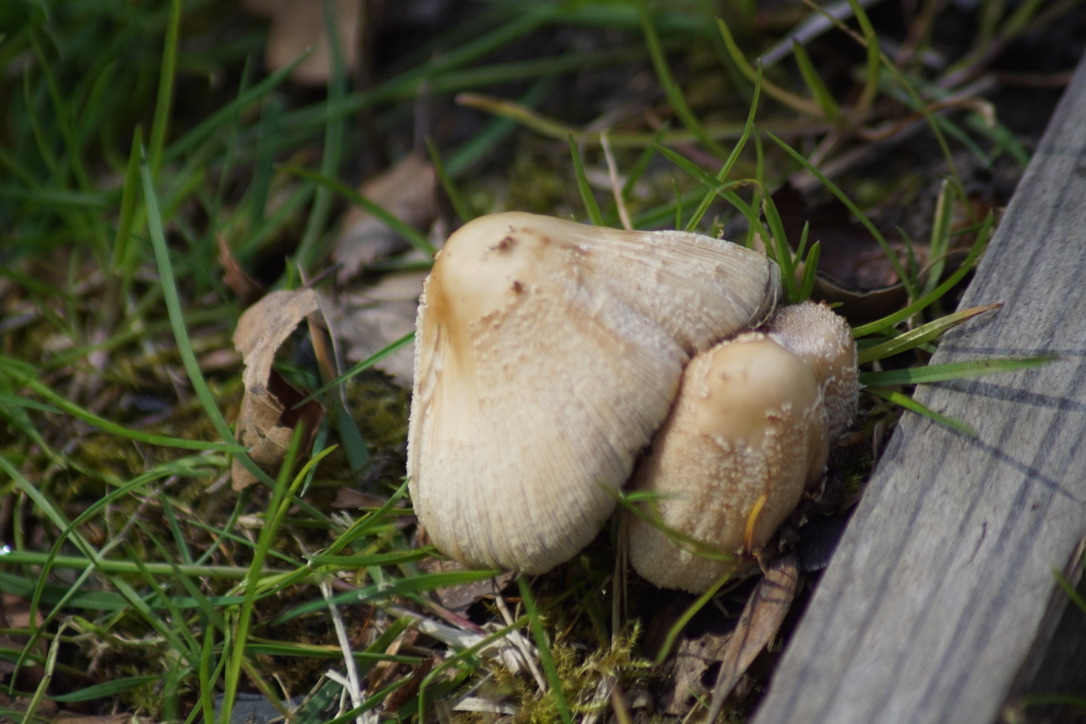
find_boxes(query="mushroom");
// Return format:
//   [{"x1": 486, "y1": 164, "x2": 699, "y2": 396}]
[
  {"x1": 407, "y1": 212, "x2": 782, "y2": 573},
  {"x1": 766, "y1": 301, "x2": 859, "y2": 444},
  {"x1": 626, "y1": 302, "x2": 857, "y2": 593}
]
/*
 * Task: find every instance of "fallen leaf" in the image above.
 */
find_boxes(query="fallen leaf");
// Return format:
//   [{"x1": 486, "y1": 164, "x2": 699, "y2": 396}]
[
  {"x1": 216, "y1": 234, "x2": 264, "y2": 303},
  {"x1": 49, "y1": 714, "x2": 133, "y2": 724},
  {"x1": 771, "y1": 184, "x2": 921, "y2": 324},
  {"x1": 333, "y1": 487, "x2": 401, "y2": 510},
  {"x1": 232, "y1": 289, "x2": 325, "y2": 490},
  {"x1": 417, "y1": 558, "x2": 514, "y2": 616},
  {"x1": 656, "y1": 621, "x2": 735, "y2": 716},
  {"x1": 333, "y1": 269, "x2": 428, "y2": 388},
  {"x1": 382, "y1": 656, "x2": 434, "y2": 714},
  {"x1": 333, "y1": 155, "x2": 437, "y2": 284},
  {"x1": 706, "y1": 553, "x2": 799, "y2": 720},
  {"x1": 0, "y1": 593, "x2": 44, "y2": 687},
  {"x1": 241, "y1": 0, "x2": 361, "y2": 86}
]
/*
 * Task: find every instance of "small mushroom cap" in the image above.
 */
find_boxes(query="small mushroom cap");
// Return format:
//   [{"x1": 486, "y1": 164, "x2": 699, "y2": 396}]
[
  {"x1": 627, "y1": 334, "x2": 827, "y2": 593},
  {"x1": 408, "y1": 212, "x2": 781, "y2": 574},
  {"x1": 767, "y1": 301, "x2": 858, "y2": 444}
]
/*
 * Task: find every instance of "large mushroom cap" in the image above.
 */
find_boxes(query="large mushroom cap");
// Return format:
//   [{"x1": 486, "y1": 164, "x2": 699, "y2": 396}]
[
  {"x1": 407, "y1": 212, "x2": 781, "y2": 573},
  {"x1": 627, "y1": 334, "x2": 827, "y2": 592}
]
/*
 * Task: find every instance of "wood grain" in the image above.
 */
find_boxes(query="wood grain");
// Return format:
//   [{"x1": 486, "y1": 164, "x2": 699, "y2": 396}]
[{"x1": 751, "y1": 55, "x2": 1086, "y2": 724}]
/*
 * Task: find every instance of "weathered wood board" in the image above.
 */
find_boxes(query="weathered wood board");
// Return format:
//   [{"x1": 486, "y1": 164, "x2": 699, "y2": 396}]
[{"x1": 751, "y1": 55, "x2": 1086, "y2": 724}]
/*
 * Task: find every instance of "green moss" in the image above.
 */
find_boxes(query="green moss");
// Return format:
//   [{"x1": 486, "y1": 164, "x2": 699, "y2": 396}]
[
  {"x1": 498, "y1": 612, "x2": 650, "y2": 722},
  {"x1": 347, "y1": 373, "x2": 411, "y2": 452},
  {"x1": 504, "y1": 142, "x2": 591, "y2": 219}
]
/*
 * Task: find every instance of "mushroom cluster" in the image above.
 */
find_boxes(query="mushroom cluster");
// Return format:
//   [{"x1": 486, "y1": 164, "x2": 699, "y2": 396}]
[{"x1": 406, "y1": 212, "x2": 857, "y2": 587}]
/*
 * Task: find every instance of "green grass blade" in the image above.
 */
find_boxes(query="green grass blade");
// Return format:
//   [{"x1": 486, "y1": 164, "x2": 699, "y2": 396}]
[
  {"x1": 220, "y1": 428, "x2": 310, "y2": 724},
  {"x1": 427, "y1": 137, "x2": 472, "y2": 224},
  {"x1": 147, "y1": 0, "x2": 180, "y2": 176},
  {"x1": 302, "y1": 331, "x2": 415, "y2": 404},
  {"x1": 569, "y1": 134, "x2": 604, "y2": 225},
  {"x1": 654, "y1": 145, "x2": 759, "y2": 224},
  {"x1": 864, "y1": 386, "x2": 976, "y2": 437},
  {"x1": 852, "y1": 215, "x2": 992, "y2": 338},
  {"x1": 715, "y1": 17, "x2": 820, "y2": 116},
  {"x1": 0, "y1": 550, "x2": 266, "y2": 582},
  {"x1": 847, "y1": 0, "x2": 882, "y2": 115},
  {"x1": 798, "y1": 239, "x2": 821, "y2": 301},
  {"x1": 760, "y1": 191, "x2": 800, "y2": 302},
  {"x1": 621, "y1": 130, "x2": 666, "y2": 202},
  {"x1": 685, "y1": 63, "x2": 762, "y2": 231},
  {"x1": 858, "y1": 304, "x2": 1002, "y2": 365},
  {"x1": 518, "y1": 578, "x2": 572, "y2": 724},
  {"x1": 640, "y1": 2, "x2": 725, "y2": 158},
  {"x1": 27, "y1": 33, "x2": 88, "y2": 192},
  {"x1": 17, "y1": 376, "x2": 243, "y2": 452},
  {"x1": 141, "y1": 161, "x2": 248, "y2": 452},
  {"x1": 653, "y1": 572, "x2": 732, "y2": 664},
  {"x1": 446, "y1": 78, "x2": 554, "y2": 178},
  {"x1": 792, "y1": 39, "x2": 840, "y2": 120},
  {"x1": 294, "y1": 1, "x2": 348, "y2": 267},
  {"x1": 282, "y1": 165, "x2": 436, "y2": 256},
  {"x1": 164, "y1": 54, "x2": 308, "y2": 164},
  {"x1": 111, "y1": 128, "x2": 143, "y2": 292},
  {"x1": 860, "y1": 356, "x2": 1058, "y2": 387},
  {"x1": 766, "y1": 130, "x2": 913, "y2": 298}
]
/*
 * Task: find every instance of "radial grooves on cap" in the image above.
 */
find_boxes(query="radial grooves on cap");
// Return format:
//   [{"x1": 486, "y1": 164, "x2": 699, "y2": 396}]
[{"x1": 408, "y1": 212, "x2": 783, "y2": 573}]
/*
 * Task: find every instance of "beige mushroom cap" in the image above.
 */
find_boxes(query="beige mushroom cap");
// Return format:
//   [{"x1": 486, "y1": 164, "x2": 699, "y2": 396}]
[
  {"x1": 627, "y1": 333, "x2": 828, "y2": 593},
  {"x1": 408, "y1": 212, "x2": 781, "y2": 574},
  {"x1": 767, "y1": 301, "x2": 859, "y2": 444}
]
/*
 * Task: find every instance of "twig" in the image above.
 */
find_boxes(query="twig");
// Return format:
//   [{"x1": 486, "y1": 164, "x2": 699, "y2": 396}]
[
  {"x1": 494, "y1": 588, "x2": 548, "y2": 690},
  {"x1": 600, "y1": 131, "x2": 632, "y2": 230},
  {"x1": 321, "y1": 578, "x2": 369, "y2": 724}
]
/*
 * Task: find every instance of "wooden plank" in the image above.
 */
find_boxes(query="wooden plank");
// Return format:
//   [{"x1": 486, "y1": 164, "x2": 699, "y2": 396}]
[{"x1": 751, "y1": 53, "x2": 1086, "y2": 724}]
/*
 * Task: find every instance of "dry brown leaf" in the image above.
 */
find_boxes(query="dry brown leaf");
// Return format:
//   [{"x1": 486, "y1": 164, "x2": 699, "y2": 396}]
[
  {"x1": 382, "y1": 656, "x2": 434, "y2": 713},
  {"x1": 656, "y1": 620, "x2": 735, "y2": 716},
  {"x1": 0, "y1": 594, "x2": 43, "y2": 685},
  {"x1": 706, "y1": 553, "x2": 799, "y2": 720},
  {"x1": 333, "y1": 155, "x2": 437, "y2": 284},
  {"x1": 49, "y1": 714, "x2": 134, "y2": 724},
  {"x1": 216, "y1": 234, "x2": 263, "y2": 303},
  {"x1": 771, "y1": 184, "x2": 921, "y2": 324},
  {"x1": 416, "y1": 558, "x2": 514, "y2": 616},
  {"x1": 232, "y1": 289, "x2": 325, "y2": 490},
  {"x1": 329, "y1": 156, "x2": 439, "y2": 388},
  {"x1": 334, "y1": 269, "x2": 428, "y2": 387},
  {"x1": 241, "y1": 0, "x2": 361, "y2": 86}
]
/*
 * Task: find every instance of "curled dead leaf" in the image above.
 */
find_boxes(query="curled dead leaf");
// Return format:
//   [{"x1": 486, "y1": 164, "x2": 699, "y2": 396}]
[{"x1": 232, "y1": 289, "x2": 325, "y2": 490}]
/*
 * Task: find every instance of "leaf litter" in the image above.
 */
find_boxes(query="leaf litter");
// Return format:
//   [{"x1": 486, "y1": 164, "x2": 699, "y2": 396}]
[
  {"x1": 330, "y1": 154, "x2": 441, "y2": 387},
  {"x1": 231, "y1": 288, "x2": 325, "y2": 490},
  {"x1": 240, "y1": 0, "x2": 362, "y2": 86}
]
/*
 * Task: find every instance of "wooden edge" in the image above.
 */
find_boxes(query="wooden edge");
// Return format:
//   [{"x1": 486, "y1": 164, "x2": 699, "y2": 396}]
[{"x1": 751, "y1": 50, "x2": 1086, "y2": 724}]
